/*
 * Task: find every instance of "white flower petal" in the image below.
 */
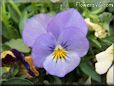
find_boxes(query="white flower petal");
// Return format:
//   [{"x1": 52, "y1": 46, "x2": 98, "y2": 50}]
[
  {"x1": 107, "y1": 65, "x2": 114, "y2": 85},
  {"x1": 95, "y1": 61, "x2": 112, "y2": 74},
  {"x1": 95, "y1": 44, "x2": 114, "y2": 74},
  {"x1": 85, "y1": 18, "x2": 108, "y2": 38}
]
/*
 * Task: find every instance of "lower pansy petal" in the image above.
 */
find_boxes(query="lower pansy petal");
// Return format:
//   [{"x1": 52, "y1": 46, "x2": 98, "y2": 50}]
[
  {"x1": 58, "y1": 27, "x2": 89, "y2": 57},
  {"x1": 32, "y1": 33, "x2": 56, "y2": 68},
  {"x1": 22, "y1": 14, "x2": 53, "y2": 47},
  {"x1": 43, "y1": 51, "x2": 80, "y2": 77}
]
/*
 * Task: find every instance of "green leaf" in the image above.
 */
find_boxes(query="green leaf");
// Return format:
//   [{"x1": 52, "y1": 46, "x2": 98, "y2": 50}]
[
  {"x1": 101, "y1": 37, "x2": 114, "y2": 45},
  {"x1": 10, "y1": 65, "x2": 19, "y2": 77},
  {"x1": 7, "y1": 4, "x2": 19, "y2": 23},
  {"x1": 81, "y1": 56, "x2": 93, "y2": 63},
  {"x1": 2, "y1": 44, "x2": 11, "y2": 51},
  {"x1": 89, "y1": 35, "x2": 102, "y2": 49},
  {"x1": 85, "y1": 76, "x2": 91, "y2": 85},
  {"x1": 9, "y1": 0, "x2": 21, "y2": 17},
  {"x1": 98, "y1": 12, "x2": 112, "y2": 31},
  {"x1": 0, "y1": 67, "x2": 10, "y2": 77},
  {"x1": 19, "y1": 11, "x2": 28, "y2": 34},
  {"x1": 60, "y1": 0, "x2": 69, "y2": 11},
  {"x1": 43, "y1": 80, "x2": 50, "y2": 85},
  {"x1": 53, "y1": 76, "x2": 62, "y2": 85},
  {"x1": 79, "y1": 62, "x2": 101, "y2": 82},
  {"x1": 2, "y1": 1, "x2": 20, "y2": 39},
  {"x1": 99, "y1": 12, "x2": 112, "y2": 23},
  {"x1": 2, "y1": 78, "x2": 33, "y2": 85},
  {"x1": 2, "y1": 26, "x2": 20, "y2": 40},
  {"x1": 90, "y1": 0, "x2": 111, "y2": 13},
  {"x1": 0, "y1": 36, "x2": 2, "y2": 52},
  {"x1": 107, "y1": 1, "x2": 114, "y2": 12},
  {"x1": 5, "y1": 39, "x2": 30, "y2": 53}
]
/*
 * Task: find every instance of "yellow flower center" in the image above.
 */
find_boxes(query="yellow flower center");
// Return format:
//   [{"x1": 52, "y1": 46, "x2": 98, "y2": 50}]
[{"x1": 53, "y1": 45, "x2": 67, "y2": 60}]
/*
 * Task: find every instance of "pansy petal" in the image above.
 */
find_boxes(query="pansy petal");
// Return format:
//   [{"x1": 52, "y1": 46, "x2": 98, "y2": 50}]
[
  {"x1": 95, "y1": 44, "x2": 114, "y2": 74},
  {"x1": 32, "y1": 33, "x2": 56, "y2": 68},
  {"x1": 107, "y1": 65, "x2": 114, "y2": 85},
  {"x1": 11, "y1": 49, "x2": 35, "y2": 77},
  {"x1": 25, "y1": 56, "x2": 39, "y2": 76},
  {"x1": 95, "y1": 61, "x2": 112, "y2": 74},
  {"x1": 58, "y1": 27, "x2": 89, "y2": 57},
  {"x1": 22, "y1": 14, "x2": 53, "y2": 47},
  {"x1": 96, "y1": 51, "x2": 113, "y2": 63},
  {"x1": 43, "y1": 52, "x2": 80, "y2": 77},
  {"x1": 47, "y1": 8, "x2": 88, "y2": 39}
]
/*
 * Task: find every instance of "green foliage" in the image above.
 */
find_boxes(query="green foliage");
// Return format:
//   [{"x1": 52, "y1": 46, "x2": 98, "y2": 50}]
[
  {"x1": 19, "y1": 11, "x2": 28, "y2": 34},
  {"x1": 99, "y1": 12, "x2": 113, "y2": 31},
  {"x1": 88, "y1": 35, "x2": 102, "y2": 49},
  {"x1": 5, "y1": 39, "x2": 30, "y2": 53},
  {"x1": 79, "y1": 62, "x2": 101, "y2": 82},
  {"x1": 1, "y1": 1, "x2": 20, "y2": 40},
  {"x1": 2, "y1": 78, "x2": 33, "y2": 85}
]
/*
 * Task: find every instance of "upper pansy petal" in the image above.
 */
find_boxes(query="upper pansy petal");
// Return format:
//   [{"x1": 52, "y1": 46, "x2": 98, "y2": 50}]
[
  {"x1": 32, "y1": 33, "x2": 56, "y2": 68},
  {"x1": 22, "y1": 14, "x2": 53, "y2": 47},
  {"x1": 47, "y1": 8, "x2": 88, "y2": 39},
  {"x1": 58, "y1": 27, "x2": 89, "y2": 57},
  {"x1": 43, "y1": 51, "x2": 80, "y2": 77}
]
